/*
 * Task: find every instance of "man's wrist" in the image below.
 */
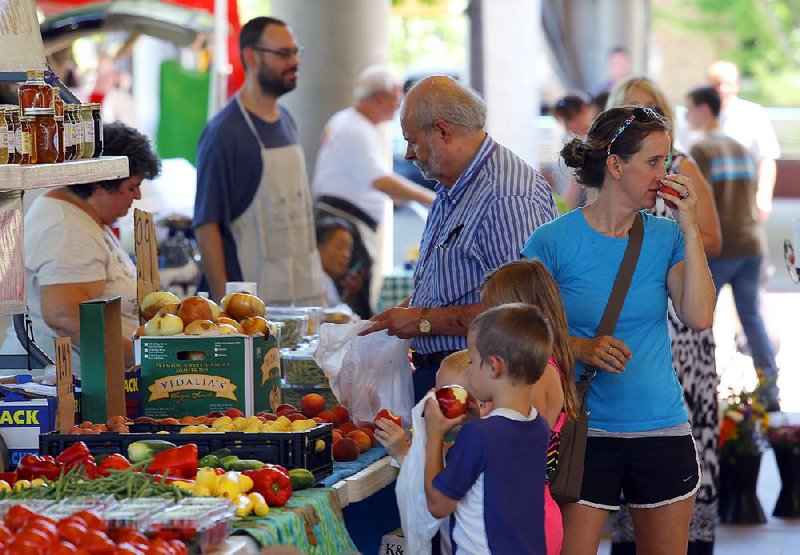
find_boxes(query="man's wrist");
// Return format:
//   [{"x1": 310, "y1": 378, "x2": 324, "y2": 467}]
[{"x1": 419, "y1": 307, "x2": 432, "y2": 334}]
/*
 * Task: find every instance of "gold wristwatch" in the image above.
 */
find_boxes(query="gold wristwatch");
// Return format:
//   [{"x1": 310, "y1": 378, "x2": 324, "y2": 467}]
[{"x1": 418, "y1": 308, "x2": 432, "y2": 334}]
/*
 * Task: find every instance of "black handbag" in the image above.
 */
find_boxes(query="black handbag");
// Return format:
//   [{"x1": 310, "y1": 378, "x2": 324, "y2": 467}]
[{"x1": 549, "y1": 212, "x2": 644, "y2": 504}]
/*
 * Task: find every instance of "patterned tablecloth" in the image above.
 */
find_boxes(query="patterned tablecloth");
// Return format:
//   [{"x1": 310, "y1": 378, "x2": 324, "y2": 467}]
[
  {"x1": 230, "y1": 448, "x2": 396, "y2": 553},
  {"x1": 377, "y1": 269, "x2": 414, "y2": 312}
]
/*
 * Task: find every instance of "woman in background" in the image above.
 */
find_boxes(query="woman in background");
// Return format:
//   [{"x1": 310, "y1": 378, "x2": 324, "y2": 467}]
[
  {"x1": 606, "y1": 76, "x2": 722, "y2": 555},
  {"x1": 22, "y1": 122, "x2": 160, "y2": 375}
]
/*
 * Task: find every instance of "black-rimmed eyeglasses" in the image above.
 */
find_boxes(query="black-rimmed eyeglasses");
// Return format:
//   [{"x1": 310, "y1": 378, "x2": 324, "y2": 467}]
[
  {"x1": 250, "y1": 45, "x2": 304, "y2": 60},
  {"x1": 606, "y1": 106, "x2": 661, "y2": 156}
]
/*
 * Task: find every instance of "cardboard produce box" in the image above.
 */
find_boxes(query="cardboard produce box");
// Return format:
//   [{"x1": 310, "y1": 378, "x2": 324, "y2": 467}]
[
  {"x1": 135, "y1": 333, "x2": 281, "y2": 418},
  {"x1": 0, "y1": 380, "x2": 81, "y2": 466}
]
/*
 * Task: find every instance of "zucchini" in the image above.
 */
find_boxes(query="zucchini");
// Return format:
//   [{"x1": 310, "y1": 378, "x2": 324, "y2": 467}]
[
  {"x1": 127, "y1": 439, "x2": 177, "y2": 463},
  {"x1": 288, "y1": 468, "x2": 315, "y2": 490},
  {"x1": 208, "y1": 448, "x2": 233, "y2": 459},
  {"x1": 226, "y1": 459, "x2": 266, "y2": 472}
]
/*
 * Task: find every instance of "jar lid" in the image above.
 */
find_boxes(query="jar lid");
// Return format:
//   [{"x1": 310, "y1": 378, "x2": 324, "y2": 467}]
[
  {"x1": 24, "y1": 107, "x2": 55, "y2": 115},
  {"x1": 4, "y1": 106, "x2": 20, "y2": 113},
  {"x1": 90, "y1": 102, "x2": 101, "y2": 108},
  {"x1": 55, "y1": 116, "x2": 64, "y2": 121},
  {"x1": 25, "y1": 69, "x2": 45, "y2": 78},
  {"x1": 80, "y1": 103, "x2": 93, "y2": 110}
]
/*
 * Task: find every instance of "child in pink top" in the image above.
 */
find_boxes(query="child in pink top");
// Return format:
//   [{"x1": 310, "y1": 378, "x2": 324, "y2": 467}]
[{"x1": 481, "y1": 260, "x2": 581, "y2": 555}]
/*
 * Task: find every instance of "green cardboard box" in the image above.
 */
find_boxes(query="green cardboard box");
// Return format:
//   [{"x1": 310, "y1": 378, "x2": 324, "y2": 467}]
[
  {"x1": 79, "y1": 297, "x2": 126, "y2": 423},
  {"x1": 136, "y1": 333, "x2": 281, "y2": 418}
]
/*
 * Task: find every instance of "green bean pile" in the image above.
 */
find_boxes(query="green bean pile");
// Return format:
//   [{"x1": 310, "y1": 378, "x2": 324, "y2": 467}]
[{"x1": 0, "y1": 466, "x2": 188, "y2": 503}]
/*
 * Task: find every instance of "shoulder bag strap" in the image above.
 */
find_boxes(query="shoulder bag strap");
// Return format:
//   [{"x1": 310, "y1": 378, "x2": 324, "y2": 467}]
[{"x1": 582, "y1": 211, "x2": 645, "y2": 380}]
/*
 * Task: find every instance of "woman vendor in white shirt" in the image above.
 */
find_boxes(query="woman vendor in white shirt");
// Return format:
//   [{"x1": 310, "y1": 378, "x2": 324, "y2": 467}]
[{"x1": 23, "y1": 122, "x2": 160, "y2": 375}]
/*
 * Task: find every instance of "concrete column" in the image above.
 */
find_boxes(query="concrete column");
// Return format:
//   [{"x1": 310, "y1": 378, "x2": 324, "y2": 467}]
[
  {"x1": 271, "y1": 0, "x2": 393, "y2": 293},
  {"x1": 571, "y1": 0, "x2": 650, "y2": 92},
  {"x1": 270, "y1": 0, "x2": 391, "y2": 174},
  {"x1": 480, "y1": 0, "x2": 542, "y2": 167}
]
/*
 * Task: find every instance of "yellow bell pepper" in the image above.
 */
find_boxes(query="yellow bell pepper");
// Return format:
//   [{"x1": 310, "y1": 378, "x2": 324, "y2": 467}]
[
  {"x1": 234, "y1": 493, "x2": 254, "y2": 517},
  {"x1": 247, "y1": 492, "x2": 269, "y2": 517},
  {"x1": 13, "y1": 480, "x2": 31, "y2": 492},
  {"x1": 214, "y1": 471, "x2": 242, "y2": 499},
  {"x1": 238, "y1": 472, "x2": 254, "y2": 493}
]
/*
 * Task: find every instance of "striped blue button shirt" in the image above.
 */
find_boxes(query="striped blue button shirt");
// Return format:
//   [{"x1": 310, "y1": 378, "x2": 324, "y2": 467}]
[{"x1": 410, "y1": 135, "x2": 557, "y2": 354}]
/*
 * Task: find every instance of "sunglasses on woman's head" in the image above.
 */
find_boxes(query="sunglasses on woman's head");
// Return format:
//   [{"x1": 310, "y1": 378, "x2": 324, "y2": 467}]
[{"x1": 606, "y1": 106, "x2": 661, "y2": 156}]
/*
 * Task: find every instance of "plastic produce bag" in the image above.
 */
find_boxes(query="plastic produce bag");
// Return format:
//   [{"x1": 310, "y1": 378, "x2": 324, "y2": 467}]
[
  {"x1": 314, "y1": 321, "x2": 414, "y2": 426},
  {"x1": 395, "y1": 392, "x2": 447, "y2": 555}
]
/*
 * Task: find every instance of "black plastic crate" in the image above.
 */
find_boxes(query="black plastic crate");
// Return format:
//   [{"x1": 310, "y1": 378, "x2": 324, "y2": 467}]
[
  {"x1": 39, "y1": 432, "x2": 149, "y2": 458},
  {"x1": 128, "y1": 422, "x2": 184, "y2": 434},
  {"x1": 39, "y1": 424, "x2": 334, "y2": 482}
]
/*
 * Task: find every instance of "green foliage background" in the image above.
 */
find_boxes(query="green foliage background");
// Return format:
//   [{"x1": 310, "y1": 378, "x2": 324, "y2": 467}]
[{"x1": 668, "y1": 0, "x2": 800, "y2": 106}]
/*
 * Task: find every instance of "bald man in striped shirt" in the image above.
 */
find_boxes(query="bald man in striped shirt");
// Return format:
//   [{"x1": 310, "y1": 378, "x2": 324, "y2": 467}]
[{"x1": 362, "y1": 76, "x2": 558, "y2": 401}]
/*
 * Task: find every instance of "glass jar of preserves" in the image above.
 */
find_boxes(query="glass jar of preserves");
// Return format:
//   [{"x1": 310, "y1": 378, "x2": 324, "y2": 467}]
[
  {"x1": 6, "y1": 107, "x2": 21, "y2": 164},
  {"x1": 62, "y1": 105, "x2": 74, "y2": 161},
  {"x1": 18, "y1": 70, "x2": 53, "y2": 113},
  {"x1": 0, "y1": 109, "x2": 7, "y2": 165},
  {"x1": 71, "y1": 105, "x2": 84, "y2": 160},
  {"x1": 55, "y1": 115, "x2": 64, "y2": 163},
  {"x1": 90, "y1": 103, "x2": 103, "y2": 158},
  {"x1": 53, "y1": 88, "x2": 64, "y2": 117},
  {"x1": 25, "y1": 107, "x2": 58, "y2": 164},
  {"x1": 3, "y1": 107, "x2": 12, "y2": 164},
  {"x1": 20, "y1": 115, "x2": 34, "y2": 165},
  {"x1": 79, "y1": 103, "x2": 94, "y2": 159}
]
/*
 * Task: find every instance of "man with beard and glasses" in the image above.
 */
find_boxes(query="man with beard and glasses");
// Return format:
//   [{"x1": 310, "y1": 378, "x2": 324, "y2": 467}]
[
  {"x1": 360, "y1": 76, "x2": 558, "y2": 401},
  {"x1": 193, "y1": 16, "x2": 324, "y2": 305}
]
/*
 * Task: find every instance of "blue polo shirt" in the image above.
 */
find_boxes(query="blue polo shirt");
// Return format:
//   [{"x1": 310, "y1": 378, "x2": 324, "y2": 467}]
[{"x1": 433, "y1": 407, "x2": 549, "y2": 554}]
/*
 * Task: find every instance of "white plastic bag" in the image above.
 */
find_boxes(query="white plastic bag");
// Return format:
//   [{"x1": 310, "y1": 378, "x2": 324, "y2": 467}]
[
  {"x1": 395, "y1": 392, "x2": 448, "y2": 555},
  {"x1": 314, "y1": 322, "x2": 414, "y2": 426}
]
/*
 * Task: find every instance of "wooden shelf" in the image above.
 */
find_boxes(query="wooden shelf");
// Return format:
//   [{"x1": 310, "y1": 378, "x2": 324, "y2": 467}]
[{"x1": 0, "y1": 156, "x2": 129, "y2": 192}]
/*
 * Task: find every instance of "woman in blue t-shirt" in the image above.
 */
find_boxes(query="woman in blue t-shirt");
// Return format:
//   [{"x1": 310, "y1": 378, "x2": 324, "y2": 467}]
[{"x1": 521, "y1": 106, "x2": 716, "y2": 555}]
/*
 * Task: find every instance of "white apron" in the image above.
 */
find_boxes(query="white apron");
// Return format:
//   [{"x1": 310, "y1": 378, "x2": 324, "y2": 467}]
[{"x1": 230, "y1": 96, "x2": 324, "y2": 306}]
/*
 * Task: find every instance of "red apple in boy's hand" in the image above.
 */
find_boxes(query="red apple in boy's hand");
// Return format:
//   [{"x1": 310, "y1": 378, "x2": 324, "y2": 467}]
[
  {"x1": 374, "y1": 408, "x2": 402, "y2": 427},
  {"x1": 658, "y1": 184, "x2": 680, "y2": 209},
  {"x1": 435, "y1": 385, "x2": 470, "y2": 419}
]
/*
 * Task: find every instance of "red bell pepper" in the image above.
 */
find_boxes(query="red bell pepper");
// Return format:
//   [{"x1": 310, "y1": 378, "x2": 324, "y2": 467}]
[
  {"x1": 244, "y1": 465, "x2": 292, "y2": 507},
  {"x1": 16, "y1": 455, "x2": 62, "y2": 481},
  {"x1": 97, "y1": 453, "x2": 132, "y2": 476},
  {"x1": 0, "y1": 472, "x2": 17, "y2": 485},
  {"x1": 146, "y1": 444, "x2": 198, "y2": 480},
  {"x1": 82, "y1": 457, "x2": 99, "y2": 479},
  {"x1": 55, "y1": 442, "x2": 92, "y2": 468}
]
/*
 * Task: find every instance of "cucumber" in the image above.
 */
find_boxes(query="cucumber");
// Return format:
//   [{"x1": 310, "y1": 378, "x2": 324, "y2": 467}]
[
  {"x1": 208, "y1": 448, "x2": 233, "y2": 459},
  {"x1": 288, "y1": 468, "x2": 315, "y2": 490},
  {"x1": 219, "y1": 455, "x2": 241, "y2": 469},
  {"x1": 127, "y1": 439, "x2": 177, "y2": 463},
  {"x1": 226, "y1": 459, "x2": 266, "y2": 472},
  {"x1": 198, "y1": 455, "x2": 222, "y2": 468}
]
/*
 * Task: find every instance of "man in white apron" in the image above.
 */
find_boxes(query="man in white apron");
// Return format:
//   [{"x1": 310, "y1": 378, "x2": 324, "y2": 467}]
[{"x1": 193, "y1": 16, "x2": 324, "y2": 306}]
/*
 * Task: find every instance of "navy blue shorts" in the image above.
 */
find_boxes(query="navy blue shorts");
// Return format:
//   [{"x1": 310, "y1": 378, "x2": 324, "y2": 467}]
[{"x1": 578, "y1": 434, "x2": 700, "y2": 510}]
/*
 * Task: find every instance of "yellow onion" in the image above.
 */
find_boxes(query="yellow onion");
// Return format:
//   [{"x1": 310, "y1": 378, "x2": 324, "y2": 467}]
[{"x1": 221, "y1": 292, "x2": 266, "y2": 320}]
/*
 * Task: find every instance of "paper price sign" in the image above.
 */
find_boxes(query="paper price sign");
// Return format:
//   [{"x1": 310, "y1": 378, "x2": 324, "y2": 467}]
[
  {"x1": 134, "y1": 208, "x2": 161, "y2": 322},
  {"x1": 54, "y1": 337, "x2": 75, "y2": 432}
]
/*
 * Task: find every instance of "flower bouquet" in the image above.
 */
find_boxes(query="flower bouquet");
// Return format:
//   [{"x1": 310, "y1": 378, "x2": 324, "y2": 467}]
[
  {"x1": 767, "y1": 425, "x2": 800, "y2": 450},
  {"x1": 719, "y1": 384, "x2": 770, "y2": 459},
  {"x1": 718, "y1": 381, "x2": 770, "y2": 523},
  {"x1": 767, "y1": 423, "x2": 800, "y2": 517}
]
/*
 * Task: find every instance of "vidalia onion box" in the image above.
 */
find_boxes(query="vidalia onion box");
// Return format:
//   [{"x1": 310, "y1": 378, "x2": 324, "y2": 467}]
[{"x1": 134, "y1": 333, "x2": 281, "y2": 418}]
